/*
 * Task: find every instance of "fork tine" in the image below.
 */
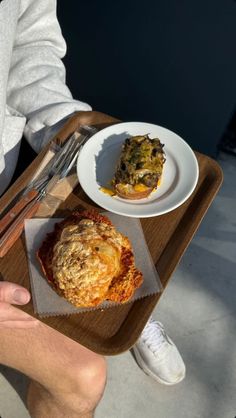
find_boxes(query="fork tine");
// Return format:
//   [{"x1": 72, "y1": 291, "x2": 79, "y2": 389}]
[
  {"x1": 60, "y1": 150, "x2": 79, "y2": 178},
  {"x1": 45, "y1": 132, "x2": 79, "y2": 178},
  {"x1": 59, "y1": 135, "x2": 87, "y2": 178},
  {"x1": 55, "y1": 136, "x2": 80, "y2": 173}
]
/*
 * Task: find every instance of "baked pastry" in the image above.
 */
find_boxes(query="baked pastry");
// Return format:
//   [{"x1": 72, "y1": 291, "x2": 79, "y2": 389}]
[
  {"x1": 113, "y1": 134, "x2": 165, "y2": 199},
  {"x1": 37, "y1": 210, "x2": 143, "y2": 308}
]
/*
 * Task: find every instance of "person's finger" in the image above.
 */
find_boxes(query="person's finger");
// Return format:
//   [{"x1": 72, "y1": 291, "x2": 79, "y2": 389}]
[
  {"x1": 0, "y1": 282, "x2": 31, "y2": 305},
  {"x1": 0, "y1": 302, "x2": 38, "y2": 329}
]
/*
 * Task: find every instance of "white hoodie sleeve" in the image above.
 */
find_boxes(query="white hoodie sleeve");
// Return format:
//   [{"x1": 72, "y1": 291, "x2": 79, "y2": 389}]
[{"x1": 6, "y1": 0, "x2": 91, "y2": 153}]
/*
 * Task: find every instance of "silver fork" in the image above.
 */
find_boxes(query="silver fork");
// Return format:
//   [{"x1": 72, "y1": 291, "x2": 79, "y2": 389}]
[
  {"x1": 0, "y1": 128, "x2": 95, "y2": 258},
  {"x1": 0, "y1": 123, "x2": 98, "y2": 235},
  {"x1": 0, "y1": 132, "x2": 79, "y2": 235}
]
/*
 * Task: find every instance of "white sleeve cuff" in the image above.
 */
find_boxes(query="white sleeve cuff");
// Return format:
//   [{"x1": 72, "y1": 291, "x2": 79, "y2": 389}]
[{"x1": 24, "y1": 101, "x2": 92, "y2": 153}]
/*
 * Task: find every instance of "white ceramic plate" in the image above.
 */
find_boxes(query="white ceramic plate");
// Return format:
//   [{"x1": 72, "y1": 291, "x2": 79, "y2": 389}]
[{"x1": 77, "y1": 122, "x2": 199, "y2": 218}]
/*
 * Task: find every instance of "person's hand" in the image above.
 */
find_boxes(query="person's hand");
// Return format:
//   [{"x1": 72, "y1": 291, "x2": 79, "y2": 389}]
[{"x1": 0, "y1": 281, "x2": 38, "y2": 329}]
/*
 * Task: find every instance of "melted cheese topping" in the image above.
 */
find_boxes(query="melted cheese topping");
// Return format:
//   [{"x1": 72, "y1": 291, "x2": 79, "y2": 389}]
[
  {"x1": 99, "y1": 187, "x2": 115, "y2": 196},
  {"x1": 51, "y1": 219, "x2": 124, "y2": 306},
  {"x1": 133, "y1": 183, "x2": 149, "y2": 192}
]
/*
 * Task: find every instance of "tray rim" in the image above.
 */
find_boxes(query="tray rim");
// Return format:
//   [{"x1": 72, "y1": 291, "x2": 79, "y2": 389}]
[{"x1": 0, "y1": 112, "x2": 224, "y2": 355}]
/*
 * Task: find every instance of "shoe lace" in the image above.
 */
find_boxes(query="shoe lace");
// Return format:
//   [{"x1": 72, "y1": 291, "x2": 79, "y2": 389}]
[{"x1": 141, "y1": 319, "x2": 173, "y2": 355}]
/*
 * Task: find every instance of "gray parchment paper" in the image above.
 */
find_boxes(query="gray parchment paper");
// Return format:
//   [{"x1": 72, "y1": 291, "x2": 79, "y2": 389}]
[{"x1": 24, "y1": 213, "x2": 162, "y2": 317}]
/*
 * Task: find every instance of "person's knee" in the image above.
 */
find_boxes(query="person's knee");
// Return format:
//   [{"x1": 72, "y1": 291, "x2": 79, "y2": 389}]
[
  {"x1": 77, "y1": 354, "x2": 107, "y2": 400},
  {"x1": 58, "y1": 354, "x2": 107, "y2": 414}
]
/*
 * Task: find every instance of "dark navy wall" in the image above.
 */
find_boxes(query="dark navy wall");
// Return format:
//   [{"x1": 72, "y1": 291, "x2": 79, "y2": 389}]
[{"x1": 57, "y1": 1, "x2": 236, "y2": 156}]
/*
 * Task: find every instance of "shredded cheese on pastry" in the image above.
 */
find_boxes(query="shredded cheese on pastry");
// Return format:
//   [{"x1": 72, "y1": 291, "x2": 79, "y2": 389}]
[{"x1": 37, "y1": 211, "x2": 143, "y2": 308}]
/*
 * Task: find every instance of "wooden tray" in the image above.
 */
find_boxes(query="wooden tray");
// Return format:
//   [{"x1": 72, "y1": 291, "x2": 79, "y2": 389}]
[{"x1": 0, "y1": 111, "x2": 223, "y2": 355}]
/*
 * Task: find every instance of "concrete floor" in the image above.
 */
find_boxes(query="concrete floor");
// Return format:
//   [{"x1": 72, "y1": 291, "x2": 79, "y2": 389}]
[{"x1": 1, "y1": 152, "x2": 235, "y2": 418}]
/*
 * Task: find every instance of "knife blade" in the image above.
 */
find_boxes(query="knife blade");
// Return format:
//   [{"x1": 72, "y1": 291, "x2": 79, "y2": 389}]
[
  {"x1": 0, "y1": 126, "x2": 96, "y2": 234},
  {"x1": 0, "y1": 125, "x2": 97, "y2": 258}
]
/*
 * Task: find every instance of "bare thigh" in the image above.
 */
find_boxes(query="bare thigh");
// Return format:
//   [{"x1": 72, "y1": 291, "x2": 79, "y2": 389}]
[{"x1": 0, "y1": 320, "x2": 103, "y2": 393}]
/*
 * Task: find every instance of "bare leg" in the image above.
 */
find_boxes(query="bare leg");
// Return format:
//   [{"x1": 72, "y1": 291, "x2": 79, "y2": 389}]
[{"x1": 0, "y1": 321, "x2": 106, "y2": 417}]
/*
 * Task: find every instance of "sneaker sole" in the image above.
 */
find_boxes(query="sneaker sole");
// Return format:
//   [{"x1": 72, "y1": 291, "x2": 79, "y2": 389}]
[{"x1": 132, "y1": 346, "x2": 185, "y2": 386}]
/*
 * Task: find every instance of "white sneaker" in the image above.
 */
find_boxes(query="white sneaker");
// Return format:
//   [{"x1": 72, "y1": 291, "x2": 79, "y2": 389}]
[{"x1": 132, "y1": 318, "x2": 186, "y2": 385}]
